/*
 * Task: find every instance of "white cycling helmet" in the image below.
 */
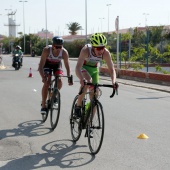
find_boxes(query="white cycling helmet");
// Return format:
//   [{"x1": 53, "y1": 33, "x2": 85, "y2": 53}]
[{"x1": 16, "y1": 45, "x2": 22, "y2": 50}]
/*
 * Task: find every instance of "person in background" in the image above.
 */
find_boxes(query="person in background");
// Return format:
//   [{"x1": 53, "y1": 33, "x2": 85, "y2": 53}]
[{"x1": 12, "y1": 45, "x2": 23, "y2": 66}]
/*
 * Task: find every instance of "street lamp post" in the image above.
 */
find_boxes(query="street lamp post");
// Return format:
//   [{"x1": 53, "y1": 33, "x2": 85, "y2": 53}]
[
  {"x1": 0, "y1": 14, "x2": 2, "y2": 55},
  {"x1": 143, "y1": 13, "x2": 149, "y2": 72},
  {"x1": 143, "y1": 13, "x2": 149, "y2": 27},
  {"x1": 45, "y1": 0, "x2": 48, "y2": 46},
  {"x1": 128, "y1": 28, "x2": 134, "y2": 58},
  {"x1": 115, "y1": 16, "x2": 119, "y2": 69},
  {"x1": 19, "y1": 1, "x2": 27, "y2": 54},
  {"x1": 106, "y1": 4, "x2": 111, "y2": 33},
  {"x1": 99, "y1": 18, "x2": 105, "y2": 33},
  {"x1": 85, "y1": 0, "x2": 87, "y2": 43}
]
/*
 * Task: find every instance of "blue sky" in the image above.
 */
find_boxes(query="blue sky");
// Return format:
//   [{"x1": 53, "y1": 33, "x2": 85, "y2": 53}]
[{"x1": 0, "y1": 0, "x2": 170, "y2": 37}]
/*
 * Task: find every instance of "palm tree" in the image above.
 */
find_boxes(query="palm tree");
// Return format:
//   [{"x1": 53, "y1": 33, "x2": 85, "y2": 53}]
[{"x1": 66, "y1": 22, "x2": 82, "y2": 35}]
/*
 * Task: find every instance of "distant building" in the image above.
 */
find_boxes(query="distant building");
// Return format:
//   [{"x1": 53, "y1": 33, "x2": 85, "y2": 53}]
[
  {"x1": 62, "y1": 34, "x2": 90, "y2": 42},
  {"x1": 36, "y1": 29, "x2": 54, "y2": 39}
]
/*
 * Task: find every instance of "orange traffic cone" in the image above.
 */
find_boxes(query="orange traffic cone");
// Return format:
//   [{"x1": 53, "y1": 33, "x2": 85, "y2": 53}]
[{"x1": 28, "y1": 67, "x2": 33, "y2": 77}]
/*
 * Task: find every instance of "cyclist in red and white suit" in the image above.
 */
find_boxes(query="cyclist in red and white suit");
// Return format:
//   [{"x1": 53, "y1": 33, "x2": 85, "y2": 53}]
[{"x1": 39, "y1": 36, "x2": 73, "y2": 114}]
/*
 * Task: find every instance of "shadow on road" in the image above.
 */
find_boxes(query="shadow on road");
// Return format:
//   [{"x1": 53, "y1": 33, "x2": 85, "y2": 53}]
[
  {"x1": 0, "y1": 139, "x2": 95, "y2": 169},
  {"x1": 0, "y1": 120, "x2": 51, "y2": 140},
  {"x1": 136, "y1": 96, "x2": 170, "y2": 100}
]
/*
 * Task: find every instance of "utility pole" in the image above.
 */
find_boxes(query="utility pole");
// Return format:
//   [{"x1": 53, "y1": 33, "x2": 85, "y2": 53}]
[
  {"x1": 115, "y1": 16, "x2": 119, "y2": 69},
  {"x1": 19, "y1": 1, "x2": 28, "y2": 54},
  {"x1": 106, "y1": 4, "x2": 111, "y2": 33}
]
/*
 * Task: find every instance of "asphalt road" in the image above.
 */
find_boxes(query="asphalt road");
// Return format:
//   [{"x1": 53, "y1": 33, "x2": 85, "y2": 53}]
[{"x1": 0, "y1": 55, "x2": 170, "y2": 170}]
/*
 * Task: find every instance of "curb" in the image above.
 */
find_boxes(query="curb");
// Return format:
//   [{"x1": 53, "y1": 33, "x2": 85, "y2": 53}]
[{"x1": 100, "y1": 76, "x2": 170, "y2": 93}]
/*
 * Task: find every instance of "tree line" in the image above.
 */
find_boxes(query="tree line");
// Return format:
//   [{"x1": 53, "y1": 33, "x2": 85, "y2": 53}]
[{"x1": 0, "y1": 23, "x2": 170, "y2": 73}]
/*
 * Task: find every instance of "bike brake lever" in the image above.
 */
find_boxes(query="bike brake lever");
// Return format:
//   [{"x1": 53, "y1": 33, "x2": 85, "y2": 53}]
[
  {"x1": 110, "y1": 89, "x2": 115, "y2": 98},
  {"x1": 115, "y1": 82, "x2": 119, "y2": 95},
  {"x1": 110, "y1": 82, "x2": 119, "y2": 98},
  {"x1": 68, "y1": 75, "x2": 73, "y2": 84}
]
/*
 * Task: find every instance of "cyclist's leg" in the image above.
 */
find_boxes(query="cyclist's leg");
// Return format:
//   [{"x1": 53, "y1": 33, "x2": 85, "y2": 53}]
[
  {"x1": 89, "y1": 67, "x2": 99, "y2": 99},
  {"x1": 42, "y1": 82, "x2": 50, "y2": 107},
  {"x1": 88, "y1": 69, "x2": 100, "y2": 117},
  {"x1": 75, "y1": 66, "x2": 92, "y2": 117},
  {"x1": 41, "y1": 68, "x2": 51, "y2": 109},
  {"x1": 54, "y1": 68, "x2": 64, "y2": 90},
  {"x1": 77, "y1": 68, "x2": 92, "y2": 104},
  {"x1": 75, "y1": 68, "x2": 91, "y2": 117}
]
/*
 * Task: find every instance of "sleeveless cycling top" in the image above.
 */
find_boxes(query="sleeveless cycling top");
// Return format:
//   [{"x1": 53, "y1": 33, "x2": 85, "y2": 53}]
[
  {"x1": 44, "y1": 45, "x2": 63, "y2": 69},
  {"x1": 83, "y1": 44, "x2": 103, "y2": 67},
  {"x1": 46, "y1": 45, "x2": 63, "y2": 63}
]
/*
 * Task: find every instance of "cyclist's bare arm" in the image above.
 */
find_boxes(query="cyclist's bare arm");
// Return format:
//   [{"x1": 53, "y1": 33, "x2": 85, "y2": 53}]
[
  {"x1": 62, "y1": 49, "x2": 73, "y2": 85},
  {"x1": 75, "y1": 46, "x2": 89, "y2": 86},
  {"x1": 39, "y1": 47, "x2": 49, "y2": 82},
  {"x1": 62, "y1": 49, "x2": 71, "y2": 77},
  {"x1": 103, "y1": 49, "x2": 116, "y2": 85}
]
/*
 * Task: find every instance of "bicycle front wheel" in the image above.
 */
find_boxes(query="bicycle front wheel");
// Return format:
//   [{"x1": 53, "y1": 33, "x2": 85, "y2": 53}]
[
  {"x1": 70, "y1": 95, "x2": 82, "y2": 141},
  {"x1": 50, "y1": 89, "x2": 60, "y2": 130},
  {"x1": 88, "y1": 101, "x2": 104, "y2": 155}
]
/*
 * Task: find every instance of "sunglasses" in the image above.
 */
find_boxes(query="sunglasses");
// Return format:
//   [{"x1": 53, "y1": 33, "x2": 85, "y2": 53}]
[
  {"x1": 54, "y1": 46, "x2": 62, "y2": 49},
  {"x1": 94, "y1": 47, "x2": 105, "y2": 51}
]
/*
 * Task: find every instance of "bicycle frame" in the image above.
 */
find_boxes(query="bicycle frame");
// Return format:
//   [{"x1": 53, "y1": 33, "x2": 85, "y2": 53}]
[
  {"x1": 48, "y1": 74, "x2": 73, "y2": 103},
  {"x1": 42, "y1": 73, "x2": 73, "y2": 130},
  {"x1": 70, "y1": 81, "x2": 118, "y2": 154},
  {"x1": 79, "y1": 82, "x2": 118, "y2": 129},
  {"x1": 80, "y1": 91, "x2": 97, "y2": 130}
]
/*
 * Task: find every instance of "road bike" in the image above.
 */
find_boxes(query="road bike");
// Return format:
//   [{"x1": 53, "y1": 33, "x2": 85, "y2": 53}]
[
  {"x1": 70, "y1": 81, "x2": 118, "y2": 154},
  {"x1": 42, "y1": 71, "x2": 73, "y2": 130}
]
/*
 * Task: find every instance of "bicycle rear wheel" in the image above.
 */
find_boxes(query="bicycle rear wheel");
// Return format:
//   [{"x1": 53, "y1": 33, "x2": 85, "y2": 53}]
[
  {"x1": 88, "y1": 101, "x2": 104, "y2": 155},
  {"x1": 50, "y1": 89, "x2": 60, "y2": 130},
  {"x1": 70, "y1": 95, "x2": 82, "y2": 141}
]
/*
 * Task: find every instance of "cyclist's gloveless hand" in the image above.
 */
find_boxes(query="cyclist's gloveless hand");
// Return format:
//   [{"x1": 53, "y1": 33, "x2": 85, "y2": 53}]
[
  {"x1": 68, "y1": 76, "x2": 73, "y2": 86},
  {"x1": 68, "y1": 81, "x2": 73, "y2": 86},
  {"x1": 80, "y1": 78, "x2": 85, "y2": 87},
  {"x1": 113, "y1": 82, "x2": 119, "y2": 90},
  {"x1": 42, "y1": 74, "x2": 48, "y2": 83}
]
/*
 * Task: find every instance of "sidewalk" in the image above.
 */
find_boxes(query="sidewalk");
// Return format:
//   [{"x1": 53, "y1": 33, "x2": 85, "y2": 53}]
[
  {"x1": 100, "y1": 74, "x2": 170, "y2": 93},
  {"x1": 69, "y1": 58, "x2": 170, "y2": 93}
]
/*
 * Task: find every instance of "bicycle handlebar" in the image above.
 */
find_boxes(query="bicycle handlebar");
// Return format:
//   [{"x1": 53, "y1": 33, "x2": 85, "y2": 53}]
[
  {"x1": 79, "y1": 81, "x2": 119, "y2": 98},
  {"x1": 45, "y1": 71, "x2": 73, "y2": 84},
  {"x1": 54, "y1": 75, "x2": 73, "y2": 84}
]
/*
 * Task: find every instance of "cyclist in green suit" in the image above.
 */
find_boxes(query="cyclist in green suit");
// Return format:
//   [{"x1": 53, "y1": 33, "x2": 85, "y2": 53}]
[{"x1": 75, "y1": 33, "x2": 117, "y2": 117}]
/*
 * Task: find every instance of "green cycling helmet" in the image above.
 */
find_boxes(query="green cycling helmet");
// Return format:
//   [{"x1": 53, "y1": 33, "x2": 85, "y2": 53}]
[{"x1": 90, "y1": 33, "x2": 107, "y2": 47}]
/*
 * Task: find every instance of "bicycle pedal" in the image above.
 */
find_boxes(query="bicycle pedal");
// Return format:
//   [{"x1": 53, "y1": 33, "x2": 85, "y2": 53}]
[{"x1": 85, "y1": 129, "x2": 93, "y2": 138}]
